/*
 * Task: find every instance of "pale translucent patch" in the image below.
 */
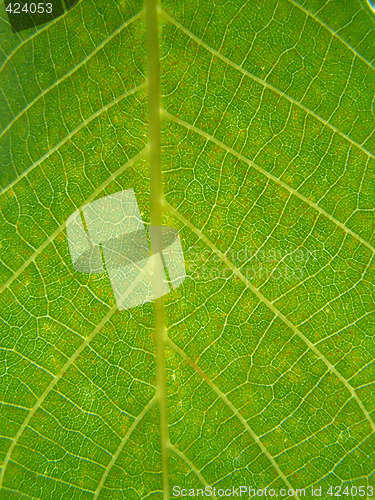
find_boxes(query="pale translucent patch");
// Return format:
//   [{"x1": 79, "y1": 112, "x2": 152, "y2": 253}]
[{"x1": 67, "y1": 189, "x2": 186, "y2": 310}]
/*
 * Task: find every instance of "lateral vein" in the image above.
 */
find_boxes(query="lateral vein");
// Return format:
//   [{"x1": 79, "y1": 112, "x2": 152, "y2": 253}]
[
  {"x1": 165, "y1": 111, "x2": 375, "y2": 256},
  {"x1": 163, "y1": 12, "x2": 375, "y2": 162},
  {"x1": 168, "y1": 338, "x2": 300, "y2": 500},
  {"x1": 165, "y1": 201, "x2": 375, "y2": 436}
]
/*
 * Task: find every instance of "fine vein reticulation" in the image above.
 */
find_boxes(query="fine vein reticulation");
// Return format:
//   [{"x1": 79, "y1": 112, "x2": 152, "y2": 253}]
[{"x1": 0, "y1": 0, "x2": 374, "y2": 498}]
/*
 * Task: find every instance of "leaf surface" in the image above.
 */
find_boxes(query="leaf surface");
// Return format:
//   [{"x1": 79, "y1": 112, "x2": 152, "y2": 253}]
[{"x1": 0, "y1": 0, "x2": 374, "y2": 498}]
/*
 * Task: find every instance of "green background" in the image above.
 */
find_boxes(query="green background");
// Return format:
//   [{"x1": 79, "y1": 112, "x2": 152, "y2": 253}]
[{"x1": 0, "y1": 0, "x2": 374, "y2": 498}]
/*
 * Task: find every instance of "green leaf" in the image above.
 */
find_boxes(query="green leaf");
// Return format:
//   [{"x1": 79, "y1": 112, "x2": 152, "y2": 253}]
[{"x1": 0, "y1": 0, "x2": 374, "y2": 498}]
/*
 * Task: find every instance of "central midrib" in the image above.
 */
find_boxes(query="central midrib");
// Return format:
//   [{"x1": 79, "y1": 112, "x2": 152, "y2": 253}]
[{"x1": 145, "y1": 0, "x2": 171, "y2": 498}]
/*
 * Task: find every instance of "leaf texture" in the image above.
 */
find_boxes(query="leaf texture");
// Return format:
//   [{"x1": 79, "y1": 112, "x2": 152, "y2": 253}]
[{"x1": 0, "y1": 0, "x2": 374, "y2": 498}]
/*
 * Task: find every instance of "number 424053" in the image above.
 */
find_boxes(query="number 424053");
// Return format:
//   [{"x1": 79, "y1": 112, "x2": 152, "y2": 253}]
[
  {"x1": 6, "y1": 3, "x2": 53, "y2": 14},
  {"x1": 327, "y1": 485, "x2": 373, "y2": 497}
]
